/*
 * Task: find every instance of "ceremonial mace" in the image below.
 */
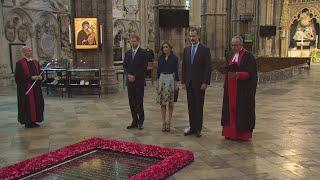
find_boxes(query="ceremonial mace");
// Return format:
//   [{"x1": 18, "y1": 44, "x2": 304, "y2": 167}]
[{"x1": 25, "y1": 62, "x2": 51, "y2": 95}]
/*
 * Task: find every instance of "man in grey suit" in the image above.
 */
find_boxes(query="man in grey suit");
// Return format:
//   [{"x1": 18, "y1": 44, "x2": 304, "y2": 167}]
[{"x1": 181, "y1": 28, "x2": 212, "y2": 137}]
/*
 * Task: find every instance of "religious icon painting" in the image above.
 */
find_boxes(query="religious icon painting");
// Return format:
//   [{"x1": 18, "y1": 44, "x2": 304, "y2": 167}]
[{"x1": 74, "y1": 18, "x2": 99, "y2": 49}]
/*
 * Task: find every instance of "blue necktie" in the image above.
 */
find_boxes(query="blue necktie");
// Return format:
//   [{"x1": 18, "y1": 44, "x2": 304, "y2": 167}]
[
  {"x1": 191, "y1": 45, "x2": 196, "y2": 64},
  {"x1": 132, "y1": 50, "x2": 136, "y2": 60}
]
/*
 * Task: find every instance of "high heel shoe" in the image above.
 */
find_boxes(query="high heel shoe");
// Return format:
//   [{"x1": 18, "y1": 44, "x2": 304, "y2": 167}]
[
  {"x1": 162, "y1": 122, "x2": 166, "y2": 132},
  {"x1": 165, "y1": 123, "x2": 170, "y2": 132}
]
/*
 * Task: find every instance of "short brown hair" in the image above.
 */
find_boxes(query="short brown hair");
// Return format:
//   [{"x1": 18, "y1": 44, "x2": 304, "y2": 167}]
[
  {"x1": 130, "y1": 34, "x2": 140, "y2": 41},
  {"x1": 189, "y1": 28, "x2": 200, "y2": 35},
  {"x1": 161, "y1": 41, "x2": 173, "y2": 55}
]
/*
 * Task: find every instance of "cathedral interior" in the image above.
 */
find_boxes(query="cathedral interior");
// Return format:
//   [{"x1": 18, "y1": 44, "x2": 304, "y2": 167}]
[{"x1": 0, "y1": 0, "x2": 320, "y2": 179}]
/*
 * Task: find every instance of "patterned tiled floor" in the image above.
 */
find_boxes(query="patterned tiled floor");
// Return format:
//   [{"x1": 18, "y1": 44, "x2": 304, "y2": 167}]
[{"x1": 1, "y1": 66, "x2": 320, "y2": 179}]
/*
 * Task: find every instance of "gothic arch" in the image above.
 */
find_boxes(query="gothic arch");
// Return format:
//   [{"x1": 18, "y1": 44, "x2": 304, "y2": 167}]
[{"x1": 289, "y1": 7, "x2": 320, "y2": 24}]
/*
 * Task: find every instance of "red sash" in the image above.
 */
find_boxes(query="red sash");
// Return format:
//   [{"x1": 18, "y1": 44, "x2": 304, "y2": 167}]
[{"x1": 20, "y1": 59, "x2": 40, "y2": 122}]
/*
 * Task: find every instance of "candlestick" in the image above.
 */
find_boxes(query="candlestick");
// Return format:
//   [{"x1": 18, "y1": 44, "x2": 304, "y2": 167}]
[
  {"x1": 68, "y1": 24, "x2": 72, "y2": 44},
  {"x1": 100, "y1": 24, "x2": 103, "y2": 45}
]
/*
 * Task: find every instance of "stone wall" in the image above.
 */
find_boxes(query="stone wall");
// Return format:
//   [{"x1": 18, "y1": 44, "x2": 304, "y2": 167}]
[{"x1": 0, "y1": 0, "x2": 71, "y2": 87}]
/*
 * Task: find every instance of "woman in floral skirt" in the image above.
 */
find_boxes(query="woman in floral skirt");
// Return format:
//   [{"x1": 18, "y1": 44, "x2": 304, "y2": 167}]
[{"x1": 156, "y1": 41, "x2": 179, "y2": 132}]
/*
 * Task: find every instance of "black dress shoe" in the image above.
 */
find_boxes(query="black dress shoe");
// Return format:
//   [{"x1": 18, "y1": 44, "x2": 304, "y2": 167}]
[
  {"x1": 196, "y1": 131, "x2": 202, "y2": 138},
  {"x1": 127, "y1": 125, "x2": 137, "y2": 129},
  {"x1": 138, "y1": 124, "x2": 144, "y2": 130}
]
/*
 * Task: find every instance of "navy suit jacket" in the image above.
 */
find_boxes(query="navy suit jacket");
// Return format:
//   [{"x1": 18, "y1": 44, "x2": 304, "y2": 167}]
[
  {"x1": 123, "y1": 47, "x2": 148, "y2": 87},
  {"x1": 182, "y1": 43, "x2": 212, "y2": 87}
]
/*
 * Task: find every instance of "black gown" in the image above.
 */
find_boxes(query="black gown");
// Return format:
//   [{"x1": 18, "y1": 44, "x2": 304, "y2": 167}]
[
  {"x1": 221, "y1": 49, "x2": 257, "y2": 139},
  {"x1": 15, "y1": 58, "x2": 44, "y2": 125}
]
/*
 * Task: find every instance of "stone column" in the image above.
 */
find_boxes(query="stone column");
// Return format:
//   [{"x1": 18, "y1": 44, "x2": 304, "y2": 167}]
[
  {"x1": 253, "y1": 0, "x2": 260, "y2": 55},
  {"x1": 154, "y1": 0, "x2": 160, "y2": 53},
  {"x1": 280, "y1": 0, "x2": 289, "y2": 57},
  {"x1": 259, "y1": 0, "x2": 274, "y2": 56},
  {"x1": 201, "y1": 0, "x2": 228, "y2": 61},
  {"x1": 0, "y1": 3, "x2": 6, "y2": 65},
  {"x1": 226, "y1": 0, "x2": 232, "y2": 52},
  {"x1": 189, "y1": 0, "x2": 201, "y2": 27},
  {"x1": 101, "y1": 0, "x2": 117, "y2": 93},
  {"x1": 272, "y1": 0, "x2": 282, "y2": 56},
  {"x1": 201, "y1": 0, "x2": 208, "y2": 45},
  {"x1": 140, "y1": 0, "x2": 148, "y2": 48},
  {"x1": 0, "y1": 3, "x2": 12, "y2": 87}
]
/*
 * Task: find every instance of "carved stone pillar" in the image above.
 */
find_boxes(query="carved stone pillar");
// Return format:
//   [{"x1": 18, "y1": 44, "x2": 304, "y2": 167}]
[
  {"x1": 0, "y1": 3, "x2": 6, "y2": 65},
  {"x1": 189, "y1": 0, "x2": 201, "y2": 27},
  {"x1": 201, "y1": 0, "x2": 228, "y2": 61},
  {"x1": 259, "y1": 0, "x2": 274, "y2": 56},
  {"x1": 280, "y1": 0, "x2": 289, "y2": 57},
  {"x1": 102, "y1": 0, "x2": 117, "y2": 93},
  {"x1": 0, "y1": 3, "x2": 12, "y2": 87},
  {"x1": 201, "y1": 0, "x2": 208, "y2": 45},
  {"x1": 154, "y1": 0, "x2": 160, "y2": 53},
  {"x1": 140, "y1": 0, "x2": 148, "y2": 48}
]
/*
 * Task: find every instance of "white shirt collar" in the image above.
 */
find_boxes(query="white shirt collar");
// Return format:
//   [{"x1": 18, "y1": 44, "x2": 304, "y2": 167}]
[
  {"x1": 232, "y1": 53, "x2": 239, "y2": 62},
  {"x1": 24, "y1": 56, "x2": 33, "y2": 62},
  {"x1": 132, "y1": 46, "x2": 140, "y2": 52},
  {"x1": 192, "y1": 42, "x2": 200, "y2": 48}
]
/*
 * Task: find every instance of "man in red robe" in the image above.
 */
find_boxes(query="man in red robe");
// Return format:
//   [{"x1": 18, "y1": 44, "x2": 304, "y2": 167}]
[
  {"x1": 15, "y1": 46, "x2": 44, "y2": 128},
  {"x1": 220, "y1": 36, "x2": 257, "y2": 140}
]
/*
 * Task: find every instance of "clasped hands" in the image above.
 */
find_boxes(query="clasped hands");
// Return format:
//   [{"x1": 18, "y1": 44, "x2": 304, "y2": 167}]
[
  {"x1": 127, "y1": 74, "x2": 136, "y2": 82},
  {"x1": 31, "y1": 75, "x2": 43, "y2": 81}
]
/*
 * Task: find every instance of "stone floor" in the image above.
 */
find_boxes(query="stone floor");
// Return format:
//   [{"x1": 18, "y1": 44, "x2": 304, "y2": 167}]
[{"x1": 0, "y1": 66, "x2": 320, "y2": 180}]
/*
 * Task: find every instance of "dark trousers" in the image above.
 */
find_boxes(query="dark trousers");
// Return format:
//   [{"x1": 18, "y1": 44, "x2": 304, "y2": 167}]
[
  {"x1": 186, "y1": 83, "x2": 205, "y2": 132},
  {"x1": 127, "y1": 82, "x2": 145, "y2": 126}
]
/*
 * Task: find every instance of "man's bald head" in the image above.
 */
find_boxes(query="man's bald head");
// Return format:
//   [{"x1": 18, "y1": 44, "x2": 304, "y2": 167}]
[{"x1": 21, "y1": 46, "x2": 33, "y2": 59}]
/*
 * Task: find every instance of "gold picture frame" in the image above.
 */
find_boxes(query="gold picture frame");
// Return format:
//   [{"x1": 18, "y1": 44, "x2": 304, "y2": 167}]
[{"x1": 74, "y1": 18, "x2": 98, "y2": 49}]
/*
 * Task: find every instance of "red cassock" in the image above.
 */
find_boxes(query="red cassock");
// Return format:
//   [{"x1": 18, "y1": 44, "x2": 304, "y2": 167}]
[{"x1": 221, "y1": 49, "x2": 257, "y2": 140}]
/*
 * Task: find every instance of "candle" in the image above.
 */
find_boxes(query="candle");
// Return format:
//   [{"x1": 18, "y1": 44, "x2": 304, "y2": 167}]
[
  {"x1": 68, "y1": 24, "x2": 72, "y2": 44},
  {"x1": 100, "y1": 24, "x2": 103, "y2": 45}
]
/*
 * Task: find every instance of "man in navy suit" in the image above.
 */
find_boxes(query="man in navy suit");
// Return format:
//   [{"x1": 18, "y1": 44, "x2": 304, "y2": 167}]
[
  {"x1": 181, "y1": 28, "x2": 212, "y2": 137},
  {"x1": 123, "y1": 34, "x2": 148, "y2": 130}
]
